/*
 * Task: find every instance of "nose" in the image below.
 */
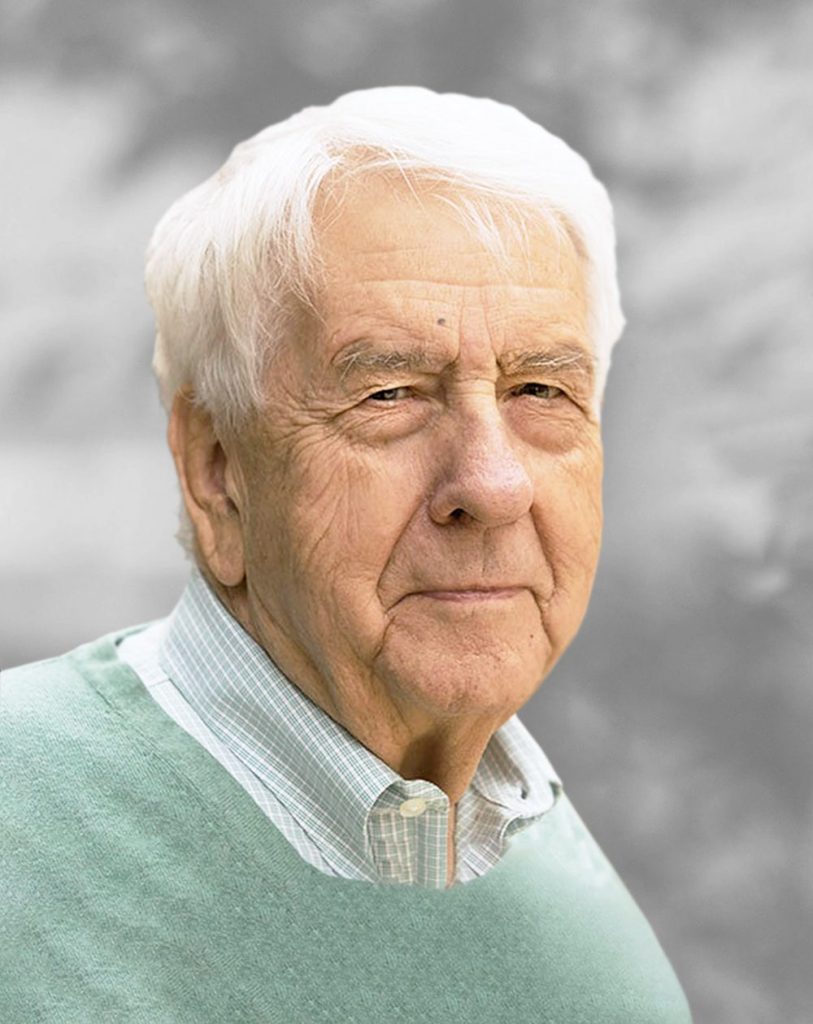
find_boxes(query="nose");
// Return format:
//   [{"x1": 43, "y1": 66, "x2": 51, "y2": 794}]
[{"x1": 428, "y1": 402, "x2": 534, "y2": 527}]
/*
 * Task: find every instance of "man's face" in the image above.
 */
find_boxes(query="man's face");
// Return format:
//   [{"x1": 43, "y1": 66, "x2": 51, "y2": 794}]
[{"x1": 228, "y1": 179, "x2": 603, "y2": 733}]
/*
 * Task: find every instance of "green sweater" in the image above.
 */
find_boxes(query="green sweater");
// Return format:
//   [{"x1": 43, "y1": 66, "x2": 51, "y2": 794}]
[{"x1": 0, "y1": 633, "x2": 693, "y2": 1024}]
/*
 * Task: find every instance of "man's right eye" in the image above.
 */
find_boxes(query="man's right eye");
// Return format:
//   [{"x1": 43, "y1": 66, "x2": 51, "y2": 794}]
[{"x1": 367, "y1": 387, "x2": 411, "y2": 402}]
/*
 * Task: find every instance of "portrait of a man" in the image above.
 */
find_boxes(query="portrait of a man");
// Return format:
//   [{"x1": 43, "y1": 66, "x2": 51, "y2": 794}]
[{"x1": 0, "y1": 86, "x2": 695, "y2": 1021}]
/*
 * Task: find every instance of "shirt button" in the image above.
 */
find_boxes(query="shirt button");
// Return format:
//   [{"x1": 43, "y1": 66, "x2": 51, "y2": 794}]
[{"x1": 399, "y1": 797, "x2": 427, "y2": 818}]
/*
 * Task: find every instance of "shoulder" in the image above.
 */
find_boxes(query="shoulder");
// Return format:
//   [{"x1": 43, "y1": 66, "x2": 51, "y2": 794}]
[
  {"x1": 0, "y1": 629, "x2": 156, "y2": 797},
  {"x1": 2, "y1": 630, "x2": 138, "y2": 729}
]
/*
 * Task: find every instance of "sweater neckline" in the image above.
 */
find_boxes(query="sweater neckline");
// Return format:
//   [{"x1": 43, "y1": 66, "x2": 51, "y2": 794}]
[{"x1": 75, "y1": 628, "x2": 556, "y2": 901}]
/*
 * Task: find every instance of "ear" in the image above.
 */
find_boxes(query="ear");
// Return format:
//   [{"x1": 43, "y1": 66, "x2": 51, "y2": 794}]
[{"x1": 168, "y1": 393, "x2": 246, "y2": 587}]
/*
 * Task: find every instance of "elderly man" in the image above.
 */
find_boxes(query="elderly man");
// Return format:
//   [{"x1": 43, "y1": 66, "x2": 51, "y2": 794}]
[{"x1": 1, "y1": 87, "x2": 692, "y2": 1022}]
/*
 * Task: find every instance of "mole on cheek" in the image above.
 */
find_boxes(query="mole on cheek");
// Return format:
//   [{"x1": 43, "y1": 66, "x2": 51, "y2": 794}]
[{"x1": 436, "y1": 317, "x2": 446, "y2": 327}]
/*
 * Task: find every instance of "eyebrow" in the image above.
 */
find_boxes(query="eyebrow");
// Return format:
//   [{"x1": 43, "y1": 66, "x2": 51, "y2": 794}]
[
  {"x1": 500, "y1": 344, "x2": 595, "y2": 383},
  {"x1": 333, "y1": 338, "x2": 595, "y2": 386},
  {"x1": 334, "y1": 340, "x2": 438, "y2": 380}
]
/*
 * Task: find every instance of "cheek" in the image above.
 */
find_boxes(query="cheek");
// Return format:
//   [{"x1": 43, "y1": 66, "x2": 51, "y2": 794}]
[
  {"x1": 533, "y1": 442, "x2": 603, "y2": 582},
  {"x1": 247, "y1": 434, "x2": 427, "y2": 593}
]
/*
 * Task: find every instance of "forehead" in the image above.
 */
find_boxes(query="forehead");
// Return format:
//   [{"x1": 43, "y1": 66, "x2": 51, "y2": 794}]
[{"x1": 306, "y1": 177, "x2": 590, "y2": 364}]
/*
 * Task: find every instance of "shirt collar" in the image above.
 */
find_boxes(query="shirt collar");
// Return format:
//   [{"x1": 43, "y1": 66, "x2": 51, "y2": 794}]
[{"x1": 159, "y1": 571, "x2": 559, "y2": 878}]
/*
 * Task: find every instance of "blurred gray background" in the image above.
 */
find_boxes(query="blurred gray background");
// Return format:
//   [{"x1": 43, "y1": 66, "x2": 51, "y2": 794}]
[{"x1": 2, "y1": 1, "x2": 811, "y2": 1020}]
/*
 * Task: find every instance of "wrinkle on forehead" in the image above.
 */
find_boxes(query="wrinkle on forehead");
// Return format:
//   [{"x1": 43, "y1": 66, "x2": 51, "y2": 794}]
[
  {"x1": 302, "y1": 178, "x2": 592, "y2": 384},
  {"x1": 313, "y1": 173, "x2": 583, "y2": 285},
  {"x1": 327, "y1": 248, "x2": 577, "y2": 286}
]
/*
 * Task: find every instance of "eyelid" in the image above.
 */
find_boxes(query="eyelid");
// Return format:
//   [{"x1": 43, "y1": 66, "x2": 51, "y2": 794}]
[
  {"x1": 365, "y1": 384, "x2": 413, "y2": 402},
  {"x1": 508, "y1": 380, "x2": 567, "y2": 397}
]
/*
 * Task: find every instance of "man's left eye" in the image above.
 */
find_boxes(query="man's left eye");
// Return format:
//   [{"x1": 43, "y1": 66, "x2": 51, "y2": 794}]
[
  {"x1": 512, "y1": 382, "x2": 565, "y2": 400},
  {"x1": 367, "y1": 386, "x2": 411, "y2": 402}
]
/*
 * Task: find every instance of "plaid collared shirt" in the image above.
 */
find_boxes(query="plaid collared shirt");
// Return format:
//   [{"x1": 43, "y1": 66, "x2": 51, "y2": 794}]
[{"x1": 118, "y1": 571, "x2": 561, "y2": 889}]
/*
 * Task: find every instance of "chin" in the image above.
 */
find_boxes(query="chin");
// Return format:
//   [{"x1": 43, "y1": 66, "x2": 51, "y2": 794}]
[{"x1": 377, "y1": 641, "x2": 549, "y2": 720}]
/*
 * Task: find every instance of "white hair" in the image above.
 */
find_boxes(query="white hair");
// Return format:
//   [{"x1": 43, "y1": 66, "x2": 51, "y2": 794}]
[{"x1": 146, "y1": 85, "x2": 624, "y2": 434}]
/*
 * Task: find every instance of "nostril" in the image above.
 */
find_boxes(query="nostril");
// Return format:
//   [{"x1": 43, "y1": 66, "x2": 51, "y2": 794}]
[{"x1": 450, "y1": 508, "x2": 465, "y2": 521}]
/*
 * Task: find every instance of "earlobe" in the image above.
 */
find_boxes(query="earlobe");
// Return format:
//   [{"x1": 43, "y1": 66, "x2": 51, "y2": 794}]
[{"x1": 168, "y1": 393, "x2": 246, "y2": 587}]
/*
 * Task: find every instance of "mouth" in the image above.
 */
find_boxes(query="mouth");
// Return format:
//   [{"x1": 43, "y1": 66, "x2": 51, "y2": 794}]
[{"x1": 411, "y1": 587, "x2": 527, "y2": 602}]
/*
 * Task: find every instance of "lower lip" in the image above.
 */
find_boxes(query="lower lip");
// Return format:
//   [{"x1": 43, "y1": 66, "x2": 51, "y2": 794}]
[{"x1": 416, "y1": 589, "x2": 525, "y2": 602}]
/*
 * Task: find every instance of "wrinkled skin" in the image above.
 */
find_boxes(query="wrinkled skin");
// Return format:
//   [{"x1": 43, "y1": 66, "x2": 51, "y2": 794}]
[{"x1": 170, "y1": 179, "x2": 603, "y2": 881}]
